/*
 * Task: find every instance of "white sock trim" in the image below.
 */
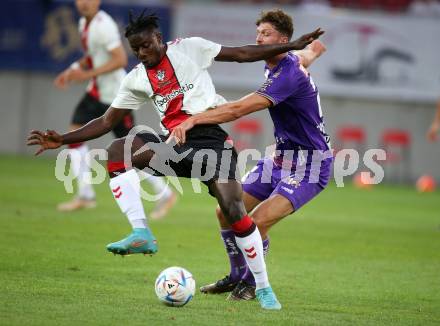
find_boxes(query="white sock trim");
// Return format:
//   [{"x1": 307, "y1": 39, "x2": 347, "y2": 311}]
[
  {"x1": 109, "y1": 170, "x2": 148, "y2": 230},
  {"x1": 235, "y1": 228, "x2": 270, "y2": 290}
]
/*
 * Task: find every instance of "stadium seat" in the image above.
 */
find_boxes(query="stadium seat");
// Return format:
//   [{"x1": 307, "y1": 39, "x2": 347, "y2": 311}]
[
  {"x1": 231, "y1": 118, "x2": 263, "y2": 151},
  {"x1": 334, "y1": 125, "x2": 366, "y2": 154},
  {"x1": 380, "y1": 129, "x2": 411, "y2": 182}
]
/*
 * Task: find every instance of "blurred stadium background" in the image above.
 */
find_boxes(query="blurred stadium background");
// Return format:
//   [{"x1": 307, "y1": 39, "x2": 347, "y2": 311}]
[{"x1": 1, "y1": 1, "x2": 439, "y2": 325}]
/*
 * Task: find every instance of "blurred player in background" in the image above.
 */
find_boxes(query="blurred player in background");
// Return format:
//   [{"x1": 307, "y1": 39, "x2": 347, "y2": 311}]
[
  {"x1": 426, "y1": 98, "x2": 440, "y2": 142},
  {"x1": 54, "y1": 0, "x2": 176, "y2": 216},
  {"x1": 28, "y1": 10, "x2": 324, "y2": 309},
  {"x1": 170, "y1": 9, "x2": 332, "y2": 301}
]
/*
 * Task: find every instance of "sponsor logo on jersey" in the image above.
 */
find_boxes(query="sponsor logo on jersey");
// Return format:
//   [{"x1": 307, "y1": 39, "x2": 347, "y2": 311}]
[{"x1": 154, "y1": 83, "x2": 194, "y2": 111}]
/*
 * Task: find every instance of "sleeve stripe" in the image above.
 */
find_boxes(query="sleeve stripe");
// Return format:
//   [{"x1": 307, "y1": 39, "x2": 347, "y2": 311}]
[{"x1": 255, "y1": 91, "x2": 278, "y2": 106}]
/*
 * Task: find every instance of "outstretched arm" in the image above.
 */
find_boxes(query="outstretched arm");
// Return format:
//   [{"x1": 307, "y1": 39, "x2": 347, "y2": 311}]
[
  {"x1": 27, "y1": 107, "x2": 129, "y2": 155},
  {"x1": 294, "y1": 40, "x2": 326, "y2": 68},
  {"x1": 215, "y1": 28, "x2": 324, "y2": 63},
  {"x1": 169, "y1": 93, "x2": 271, "y2": 144},
  {"x1": 54, "y1": 46, "x2": 127, "y2": 89},
  {"x1": 53, "y1": 55, "x2": 88, "y2": 90},
  {"x1": 68, "y1": 46, "x2": 128, "y2": 83}
]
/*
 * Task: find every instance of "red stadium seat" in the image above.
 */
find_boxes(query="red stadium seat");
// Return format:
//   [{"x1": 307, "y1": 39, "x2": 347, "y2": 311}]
[
  {"x1": 381, "y1": 129, "x2": 410, "y2": 148},
  {"x1": 380, "y1": 129, "x2": 411, "y2": 182},
  {"x1": 337, "y1": 125, "x2": 366, "y2": 143},
  {"x1": 334, "y1": 125, "x2": 366, "y2": 154},
  {"x1": 231, "y1": 118, "x2": 263, "y2": 151}
]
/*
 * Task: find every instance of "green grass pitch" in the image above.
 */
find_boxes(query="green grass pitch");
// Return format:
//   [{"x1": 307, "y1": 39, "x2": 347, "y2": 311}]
[{"x1": 0, "y1": 155, "x2": 439, "y2": 325}]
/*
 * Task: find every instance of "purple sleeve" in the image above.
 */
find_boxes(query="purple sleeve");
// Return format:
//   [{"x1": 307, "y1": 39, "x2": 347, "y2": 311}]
[{"x1": 256, "y1": 56, "x2": 300, "y2": 105}]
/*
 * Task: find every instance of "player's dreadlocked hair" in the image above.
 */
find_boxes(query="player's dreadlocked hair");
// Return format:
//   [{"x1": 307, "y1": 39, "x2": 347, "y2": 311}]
[
  {"x1": 125, "y1": 10, "x2": 160, "y2": 38},
  {"x1": 256, "y1": 9, "x2": 294, "y2": 40}
]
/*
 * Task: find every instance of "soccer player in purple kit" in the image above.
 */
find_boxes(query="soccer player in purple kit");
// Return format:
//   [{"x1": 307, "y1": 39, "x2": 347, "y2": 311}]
[{"x1": 170, "y1": 9, "x2": 333, "y2": 300}]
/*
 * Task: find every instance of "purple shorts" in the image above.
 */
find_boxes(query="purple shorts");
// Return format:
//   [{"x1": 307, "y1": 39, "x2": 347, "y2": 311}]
[{"x1": 242, "y1": 155, "x2": 332, "y2": 211}]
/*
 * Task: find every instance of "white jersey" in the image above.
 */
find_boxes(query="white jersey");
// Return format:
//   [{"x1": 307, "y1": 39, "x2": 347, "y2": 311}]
[
  {"x1": 111, "y1": 37, "x2": 227, "y2": 135},
  {"x1": 79, "y1": 10, "x2": 126, "y2": 104}
]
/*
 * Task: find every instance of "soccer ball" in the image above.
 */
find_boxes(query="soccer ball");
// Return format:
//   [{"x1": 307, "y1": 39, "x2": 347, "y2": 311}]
[{"x1": 154, "y1": 266, "x2": 195, "y2": 307}]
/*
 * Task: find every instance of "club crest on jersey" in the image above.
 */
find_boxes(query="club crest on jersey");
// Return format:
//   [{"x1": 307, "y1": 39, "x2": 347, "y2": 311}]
[{"x1": 156, "y1": 70, "x2": 166, "y2": 81}]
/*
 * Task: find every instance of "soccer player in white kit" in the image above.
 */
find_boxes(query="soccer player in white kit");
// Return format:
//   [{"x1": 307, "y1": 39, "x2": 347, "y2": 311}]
[
  {"x1": 54, "y1": 0, "x2": 176, "y2": 216},
  {"x1": 28, "y1": 10, "x2": 323, "y2": 309}
]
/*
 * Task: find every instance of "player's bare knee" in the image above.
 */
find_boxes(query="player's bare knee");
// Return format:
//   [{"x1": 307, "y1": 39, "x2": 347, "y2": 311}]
[
  {"x1": 223, "y1": 199, "x2": 246, "y2": 224},
  {"x1": 252, "y1": 213, "x2": 270, "y2": 236},
  {"x1": 252, "y1": 214, "x2": 264, "y2": 229},
  {"x1": 255, "y1": 220, "x2": 270, "y2": 239}
]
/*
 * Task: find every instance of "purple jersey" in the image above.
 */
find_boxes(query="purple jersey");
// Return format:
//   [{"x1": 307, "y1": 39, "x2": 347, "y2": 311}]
[{"x1": 256, "y1": 53, "x2": 331, "y2": 152}]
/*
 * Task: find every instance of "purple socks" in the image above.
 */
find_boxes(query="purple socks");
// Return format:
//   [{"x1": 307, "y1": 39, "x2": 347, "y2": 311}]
[{"x1": 221, "y1": 230, "x2": 247, "y2": 282}]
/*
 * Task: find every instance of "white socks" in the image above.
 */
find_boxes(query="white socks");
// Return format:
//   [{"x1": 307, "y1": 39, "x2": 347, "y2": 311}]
[
  {"x1": 69, "y1": 144, "x2": 95, "y2": 200},
  {"x1": 235, "y1": 227, "x2": 269, "y2": 290},
  {"x1": 109, "y1": 169, "x2": 148, "y2": 229}
]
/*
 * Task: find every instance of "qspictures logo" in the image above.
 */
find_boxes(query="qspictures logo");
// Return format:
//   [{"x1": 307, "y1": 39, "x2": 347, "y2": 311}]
[{"x1": 54, "y1": 125, "x2": 387, "y2": 202}]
